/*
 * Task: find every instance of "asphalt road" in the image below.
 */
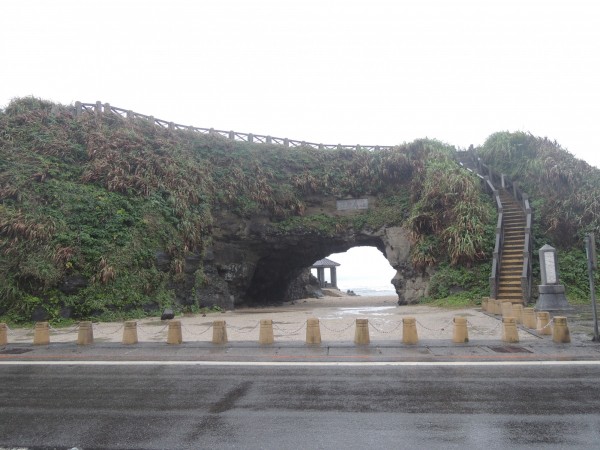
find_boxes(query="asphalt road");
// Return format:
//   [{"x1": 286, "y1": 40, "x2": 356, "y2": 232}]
[{"x1": 1, "y1": 363, "x2": 600, "y2": 449}]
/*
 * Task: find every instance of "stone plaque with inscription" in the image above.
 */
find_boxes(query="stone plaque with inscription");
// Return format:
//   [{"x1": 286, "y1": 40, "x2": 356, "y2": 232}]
[
  {"x1": 544, "y1": 251, "x2": 557, "y2": 284},
  {"x1": 336, "y1": 198, "x2": 369, "y2": 211}
]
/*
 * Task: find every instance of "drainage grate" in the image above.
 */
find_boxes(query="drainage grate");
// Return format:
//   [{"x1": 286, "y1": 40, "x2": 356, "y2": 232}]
[
  {"x1": 489, "y1": 346, "x2": 532, "y2": 354},
  {"x1": 0, "y1": 348, "x2": 33, "y2": 355}
]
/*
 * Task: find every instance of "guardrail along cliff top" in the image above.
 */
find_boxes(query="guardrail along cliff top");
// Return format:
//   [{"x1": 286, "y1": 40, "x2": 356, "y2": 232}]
[{"x1": 74, "y1": 101, "x2": 395, "y2": 152}]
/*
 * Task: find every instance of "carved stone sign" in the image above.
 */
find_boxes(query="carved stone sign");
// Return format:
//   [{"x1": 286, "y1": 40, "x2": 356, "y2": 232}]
[
  {"x1": 539, "y1": 244, "x2": 558, "y2": 285},
  {"x1": 336, "y1": 198, "x2": 369, "y2": 211},
  {"x1": 544, "y1": 251, "x2": 557, "y2": 284},
  {"x1": 537, "y1": 243, "x2": 571, "y2": 311}
]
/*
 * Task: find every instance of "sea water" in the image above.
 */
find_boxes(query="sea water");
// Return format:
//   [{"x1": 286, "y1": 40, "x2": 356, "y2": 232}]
[{"x1": 343, "y1": 286, "x2": 396, "y2": 297}]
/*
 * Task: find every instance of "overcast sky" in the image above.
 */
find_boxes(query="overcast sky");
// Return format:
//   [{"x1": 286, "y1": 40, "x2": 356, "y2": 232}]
[
  {"x1": 2, "y1": 0, "x2": 599, "y2": 167},
  {"x1": 2, "y1": 0, "x2": 598, "y2": 289}
]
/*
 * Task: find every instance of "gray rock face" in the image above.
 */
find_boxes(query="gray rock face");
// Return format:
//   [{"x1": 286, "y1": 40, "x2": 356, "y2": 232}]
[
  {"x1": 383, "y1": 227, "x2": 430, "y2": 305},
  {"x1": 155, "y1": 204, "x2": 431, "y2": 309},
  {"x1": 50, "y1": 204, "x2": 429, "y2": 312},
  {"x1": 58, "y1": 275, "x2": 88, "y2": 295}
]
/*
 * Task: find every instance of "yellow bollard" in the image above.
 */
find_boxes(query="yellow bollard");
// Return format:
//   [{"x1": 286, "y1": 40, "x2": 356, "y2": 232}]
[
  {"x1": 77, "y1": 321, "x2": 94, "y2": 345},
  {"x1": 0, "y1": 323, "x2": 7, "y2": 346},
  {"x1": 452, "y1": 316, "x2": 469, "y2": 343},
  {"x1": 552, "y1": 316, "x2": 571, "y2": 343},
  {"x1": 501, "y1": 302, "x2": 514, "y2": 319},
  {"x1": 502, "y1": 317, "x2": 519, "y2": 343},
  {"x1": 494, "y1": 300, "x2": 502, "y2": 315},
  {"x1": 522, "y1": 308, "x2": 536, "y2": 329},
  {"x1": 490, "y1": 299, "x2": 500, "y2": 315},
  {"x1": 512, "y1": 304, "x2": 524, "y2": 324},
  {"x1": 211, "y1": 320, "x2": 227, "y2": 344},
  {"x1": 354, "y1": 319, "x2": 370, "y2": 345},
  {"x1": 402, "y1": 317, "x2": 419, "y2": 345},
  {"x1": 259, "y1": 319, "x2": 274, "y2": 345},
  {"x1": 536, "y1": 312, "x2": 552, "y2": 336},
  {"x1": 33, "y1": 322, "x2": 50, "y2": 345},
  {"x1": 305, "y1": 317, "x2": 321, "y2": 344},
  {"x1": 122, "y1": 321, "x2": 138, "y2": 344},
  {"x1": 167, "y1": 320, "x2": 183, "y2": 345},
  {"x1": 481, "y1": 298, "x2": 488, "y2": 312}
]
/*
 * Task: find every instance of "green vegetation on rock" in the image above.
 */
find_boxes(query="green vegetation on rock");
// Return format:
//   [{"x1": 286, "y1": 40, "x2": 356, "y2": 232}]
[{"x1": 7, "y1": 98, "x2": 597, "y2": 321}]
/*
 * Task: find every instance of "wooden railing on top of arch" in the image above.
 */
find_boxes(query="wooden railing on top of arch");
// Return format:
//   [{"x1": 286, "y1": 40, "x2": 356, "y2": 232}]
[{"x1": 74, "y1": 101, "x2": 395, "y2": 152}]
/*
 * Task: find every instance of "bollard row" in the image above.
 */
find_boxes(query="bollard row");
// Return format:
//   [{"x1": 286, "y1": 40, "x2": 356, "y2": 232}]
[
  {"x1": 482, "y1": 298, "x2": 571, "y2": 343},
  {"x1": 0, "y1": 310, "x2": 572, "y2": 346}
]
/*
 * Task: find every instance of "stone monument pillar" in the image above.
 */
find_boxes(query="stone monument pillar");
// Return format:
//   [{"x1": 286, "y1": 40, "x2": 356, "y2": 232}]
[{"x1": 535, "y1": 244, "x2": 571, "y2": 311}]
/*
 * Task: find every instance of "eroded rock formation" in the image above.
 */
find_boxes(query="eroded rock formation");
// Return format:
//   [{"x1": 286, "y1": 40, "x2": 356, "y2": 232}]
[{"x1": 168, "y1": 199, "x2": 430, "y2": 309}]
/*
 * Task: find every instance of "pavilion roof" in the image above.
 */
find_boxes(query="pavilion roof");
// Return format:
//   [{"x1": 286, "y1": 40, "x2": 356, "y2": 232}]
[{"x1": 311, "y1": 257, "x2": 341, "y2": 268}]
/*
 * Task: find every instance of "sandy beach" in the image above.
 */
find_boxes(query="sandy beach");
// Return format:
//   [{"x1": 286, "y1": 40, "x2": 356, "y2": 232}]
[{"x1": 5, "y1": 294, "x2": 539, "y2": 344}]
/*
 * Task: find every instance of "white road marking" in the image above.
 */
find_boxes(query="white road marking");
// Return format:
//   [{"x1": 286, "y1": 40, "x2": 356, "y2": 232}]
[{"x1": 1, "y1": 360, "x2": 600, "y2": 367}]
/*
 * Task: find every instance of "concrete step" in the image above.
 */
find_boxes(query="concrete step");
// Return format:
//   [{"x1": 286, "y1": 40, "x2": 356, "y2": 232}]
[
  {"x1": 504, "y1": 236, "x2": 525, "y2": 242},
  {"x1": 498, "y1": 276, "x2": 521, "y2": 282},
  {"x1": 497, "y1": 290, "x2": 523, "y2": 296},
  {"x1": 504, "y1": 223, "x2": 526, "y2": 228},
  {"x1": 498, "y1": 288, "x2": 522, "y2": 296},
  {"x1": 497, "y1": 296, "x2": 524, "y2": 302},
  {"x1": 500, "y1": 269, "x2": 524, "y2": 275},
  {"x1": 501, "y1": 258, "x2": 525, "y2": 264},
  {"x1": 503, "y1": 242, "x2": 524, "y2": 248},
  {"x1": 501, "y1": 260, "x2": 523, "y2": 265},
  {"x1": 497, "y1": 279, "x2": 522, "y2": 284},
  {"x1": 500, "y1": 271, "x2": 523, "y2": 277}
]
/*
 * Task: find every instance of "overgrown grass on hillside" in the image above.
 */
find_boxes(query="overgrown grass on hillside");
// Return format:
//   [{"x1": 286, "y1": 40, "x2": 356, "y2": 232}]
[
  {"x1": 479, "y1": 132, "x2": 600, "y2": 246},
  {"x1": 0, "y1": 97, "x2": 494, "y2": 322},
  {"x1": 478, "y1": 131, "x2": 600, "y2": 301}
]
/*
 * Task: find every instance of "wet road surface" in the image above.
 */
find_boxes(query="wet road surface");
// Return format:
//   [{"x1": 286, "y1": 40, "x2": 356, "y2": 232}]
[{"x1": 1, "y1": 363, "x2": 600, "y2": 449}]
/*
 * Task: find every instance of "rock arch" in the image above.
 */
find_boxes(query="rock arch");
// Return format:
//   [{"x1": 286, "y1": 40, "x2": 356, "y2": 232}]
[{"x1": 194, "y1": 209, "x2": 430, "y2": 309}]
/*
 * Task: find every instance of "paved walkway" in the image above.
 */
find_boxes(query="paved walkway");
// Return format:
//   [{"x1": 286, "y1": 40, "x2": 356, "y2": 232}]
[{"x1": 1, "y1": 295, "x2": 599, "y2": 362}]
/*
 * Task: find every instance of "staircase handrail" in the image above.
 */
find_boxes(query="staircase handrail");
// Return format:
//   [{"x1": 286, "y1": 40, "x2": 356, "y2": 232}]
[
  {"x1": 455, "y1": 152, "x2": 504, "y2": 300},
  {"x1": 489, "y1": 187, "x2": 504, "y2": 299}
]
